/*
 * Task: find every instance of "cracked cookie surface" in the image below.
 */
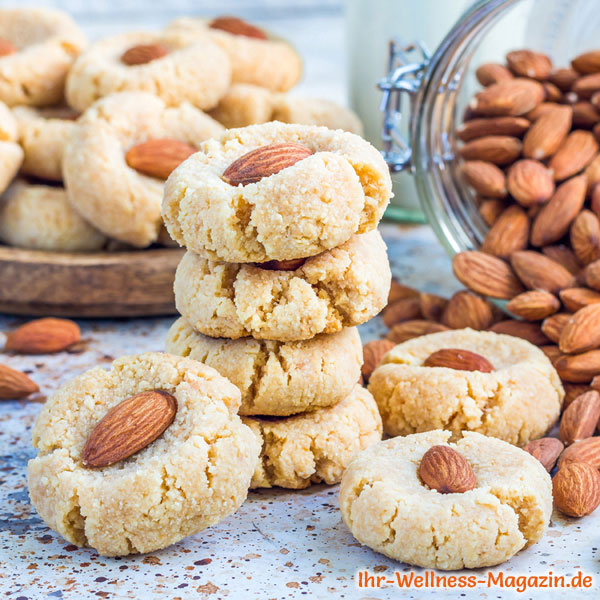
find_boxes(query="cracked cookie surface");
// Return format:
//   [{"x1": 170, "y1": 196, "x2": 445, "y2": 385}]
[
  {"x1": 162, "y1": 121, "x2": 391, "y2": 262},
  {"x1": 165, "y1": 318, "x2": 362, "y2": 416},
  {"x1": 339, "y1": 430, "x2": 552, "y2": 569},
  {"x1": 369, "y1": 328, "x2": 563, "y2": 445},
  {"x1": 27, "y1": 352, "x2": 260, "y2": 556},
  {"x1": 174, "y1": 230, "x2": 391, "y2": 341},
  {"x1": 243, "y1": 385, "x2": 382, "y2": 489},
  {"x1": 0, "y1": 101, "x2": 23, "y2": 194}
]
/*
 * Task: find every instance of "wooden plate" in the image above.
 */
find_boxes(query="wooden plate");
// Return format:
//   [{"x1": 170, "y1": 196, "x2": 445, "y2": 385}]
[{"x1": 0, "y1": 245, "x2": 184, "y2": 318}]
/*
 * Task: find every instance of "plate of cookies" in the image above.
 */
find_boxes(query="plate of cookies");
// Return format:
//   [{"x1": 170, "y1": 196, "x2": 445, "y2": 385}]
[{"x1": 0, "y1": 7, "x2": 362, "y2": 317}]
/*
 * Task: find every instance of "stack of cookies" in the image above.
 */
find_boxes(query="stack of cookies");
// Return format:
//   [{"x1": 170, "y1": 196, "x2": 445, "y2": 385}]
[{"x1": 165, "y1": 121, "x2": 393, "y2": 489}]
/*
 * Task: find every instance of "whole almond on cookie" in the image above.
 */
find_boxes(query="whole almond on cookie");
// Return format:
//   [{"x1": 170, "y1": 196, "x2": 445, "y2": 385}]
[
  {"x1": 506, "y1": 160, "x2": 554, "y2": 206},
  {"x1": 506, "y1": 290, "x2": 560, "y2": 321},
  {"x1": 5, "y1": 318, "x2": 80, "y2": 354},
  {"x1": 458, "y1": 136, "x2": 522, "y2": 166},
  {"x1": 523, "y1": 105, "x2": 572, "y2": 160},
  {"x1": 0, "y1": 364, "x2": 39, "y2": 399},
  {"x1": 222, "y1": 143, "x2": 313, "y2": 186},
  {"x1": 453, "y1": 251, "x2": 523, "y2": 299},
  {"x1": 553, "y1": 462, "x2": 600, "y2": 517},
  {"x1": 470, "y1": 78, "x2": 545, "y2": 117},
  {"x1": 548, "y1": 130, "x2": 598, "y2": 181},
  {"x1": 571, "y1": 210, "x2": 600, "y2": 265},
  {"x1": 511, "y1": 251, "x2": 575, "y2": 293},
  {"x1": 82, "y1": 390, "x2": 177, "y2": 468},
  {"x1": 209, "y1": 16, "x2": 267, "y2": 39},
  {"x1": 542, "y1": 313, "x2": 572, "y2": 343},
  {"x1": 558, "y1": 437, "x2": 600, "y2": 470},
  {"x1": 555, "y1": 349, "x2": 600, "y2": 382},
  {"x1": 457, "y1": 117, "x2": 529, "y2": 142},
  {"x1": 441, "y1": 291, "x2": 495, "y2": 330},
  {"x1": 560, "y1": 304, "x2": 600, "y2": 353},
  {"x1": 361, "y1": 340, "x2": 395, "y2": 383},
  {"x1": 418, "y1": 446, "x2": 477, "y2": 494},
  {"x1": 475, "y1": 63, "x2": 513, "y2": 87},
  {"x1": 559, "y1": 390, "x2": 600, "y2": 445},
  {"x1": 125, "y1": 139, "x2": 196, "y2": 180},
  {"x1": 460, "y1": 161, "x2": 507, "y2": 198},
  {"x1": 506, "y1": 49, "x2": 552, "y2": 80},
  {"x1": 121, "y1": 44, "x2": 169, "y2": 65},
  {"x1": 387, "y1": 320, "x2": 449, "y2": 344},
  {"x1": 489, "y1": 320, "x2": 549, "y2": 346},
  {"x1": 423, "y1": 348, "x2": 494, "y2": 372},
  {"x1": 523, "y1": 437, "x2": 564, "y2": 472},
  {"x1": 481, "y1": 205, "x2": 529, "y2": 259}
]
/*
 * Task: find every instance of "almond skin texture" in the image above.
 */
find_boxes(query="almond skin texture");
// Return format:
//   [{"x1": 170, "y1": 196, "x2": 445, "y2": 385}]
[
  {"x1": 506, "y1": 159, "x2": 555, "y2": 206},
  {"x1": 511, "y1": 250, "x2": 575, "y2": 293},
  {"x1": 361, "y1": 340, "x2": 395, "y2": 383},
  {"x1": 452, "y1": 251, "x2": 524, "y2": 299},
  {"x1": 548, "y1": 130, "x2": 599, "y2": 181},
  {"x1": 423, "y1": 348, "x2": 494, "y2": 372},
  {"x1": 506, "y1": 49, "x2": 552, "y2": 80},
  {"x1": 559, "y1": 390, "x2": 600, "y2": 445},
  {"x1": 530, "y1": 175, "x2": 587, "y2": 247},
  {"x1": 209, "y1": 16, "x2": 267, "y2": 40},
  {"x1": 481, "y1": 205, "x2": 530, "y2": 259},
  {"x1": 523, "y1": 105, "x2": 572, "y2": 160},
  {"x1": 554, "y1": 350, "x2": 600, "y2": 383},
  {"x1": 382, "y1": 297, "x2": 422, "y2": 328},
  {"x1": 458, "y1": 136, "x2": 522, "y2": 166},
  {"x1": 489, "y1": 320, "x2": 549, "y2": 346},
  {"x1": 4, "y1": 318, "x2": 80, "y2": 354},
  {"x1": 440, "y1": 291, "x2": 495, "y2": 330},
  {"x1": 523, "y1": 437, "x2": 564, "y2": 472},
  {"x1": 81, "y1": 390, "x2": 177, "y2": 468},
  {"x1": 560, "y1": 304, "x2": 600, "y2": 353},
  {"x1": 560, "y1": 287, "x2": 600, "y2": 312},
  {"x1": 558, "y1": 437, "x2": 600, "y2": 470},
  {"x1": 387, "y1": 320, "x2": 449, "y2": 344},
  {"x1": 121, "y1": 43, "x2": 169, "y2": 66},
  {"x1": 470, "y1": 78, "x2": 545, "y2": 117},
  {"x1": 506, "y1": 290, "x2": 560, "y2": 321},
  {"x1": 571, "y1": 210, "x2": 600, "y2": 265},
  {"x1": 0, "y1": 38, "x2": 17, "y2": 57},
  {"x1": 222, "y1": 143, "x2": 313, "y2": 186},
  {"x1": 125, "y1": 139, "x2": 196, "y2": 180},
  {"x1": 460, "y1": 161, "x2": 507, "y2": 198},
  {"x1": 475, "y1": 63, "x2": 513, "y2": 86},
  {"x1": 0, "y1": 363, "x2": 39, "y2": 399},
  {"x1": 418, "y1": 445, "x2": 477, "y2": 494},
  {"x1": 552, "y1": 462, "x2": 600, "y2": 517},
  {"x1": 456, "y1": 116, "x2": 529, "y2": 142},
  {"x1": 542, "y1": 313, "x2": 572, "y2": 344},
  {"x1": 254, "y1": 258, "x2": 306, "y2": 271}
]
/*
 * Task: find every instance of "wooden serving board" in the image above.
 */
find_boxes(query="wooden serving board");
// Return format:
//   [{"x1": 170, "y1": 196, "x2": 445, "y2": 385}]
[{"x1": 0, "y1": 245, "x2": 184, "y2": 318}]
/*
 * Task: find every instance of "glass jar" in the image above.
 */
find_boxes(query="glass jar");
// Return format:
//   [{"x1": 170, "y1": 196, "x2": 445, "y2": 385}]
[{"x1": 377, "y1": 0, "x2": 600, "y2": 254}]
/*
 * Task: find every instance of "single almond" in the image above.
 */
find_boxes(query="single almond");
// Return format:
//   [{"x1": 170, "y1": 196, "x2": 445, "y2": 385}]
[
  {"x1": 542, "y1": 245, "x2": 582, "y2": 276},
  {"x1": 361, "y1": 340, "x2": 395, "y2": 383},
  {"x1": 558, "y1": 437, "x2": 600, "y2": 470},
  {"x1": 549, "y1": 67, "x2": 579, "y2": 90},
  {"x1": 4, "y1": 318, "x2": 80, "y2": 354},
  {"x1": 489, "y1": 320, "x2": 549, "y2": 346},
  {"x1": 0, "y1": 38, "x2": 17, "y2": 57},
  {"x1": 511, "y1": 250, "x2": 575, "y2": 293},
  {"x1": 209, "y1": 15, "x2": 267, "y2": 40},
  {"x1": 506, "y1": 49, "x2": 552, "y2": 80},
  {"x1": 458, "y1": 136, "x2": 522, "y2": 166},
  {"x1": 460, "y1": 161, "x2": 507, "y2": 198},
  {"x1": 530, "y1": 175, "x2": 587, "y2": 247},
  {"x1": 572, "y1": 72, "x2": 600, "y2": 99},
  {"x1": 456, "y1": 116, "x2": 529, "y2": 142},
  {"x1": 554, "y1": 349, "x2": 600, "y2": 382},
  {"x1": 81, "y1": 390, "x2": 177, "y2": 468},
  {"x1": 419, "y1": 293, "x2": 448, "y2": 322},
  {"x1": 452, "y1": 251, "x2": 523, "y2": 299},
  {"x1": 523, "y1": 105, "x2": 572, "y2": 160},
  {"x1": 506, "y1": 159, "x2": 555, "y2": 207},
  {"x1": 382, "y1": 296, "x2": 422, "y2": 328},
  {"x1": 423, "y1": 348, "x2": 494, "y2": 372},
  {"x1": 571, "y1": 210, "x2": 600, "y2": 265},
  {"x1": 523, "y1": 437, "x2": 564, "y2": 472},
  {"x1": 541, "y1": 313, "x2": 573, "y2": 344},
  {"x1": 470, "y1": 78, "x2": 545, "y2": 117},
  {"x1": 0, "y1": 363, "x2": 39, "y2": 399},
  {"x1": 222, "y1": 143, "x2": 313, "y2": 186},
  {"x1": 560, "y1": 304, "x2": 600, "y2": 354},
  {"x1": 481, "y1": 205, "x2": 530, "y2": 259},
  {"x1": 560, "y1": 288, "x2": 600, "y2": 312},
  {"x1": 125, "y1": 139, "x2": 196, "y2": 180},
  {"x1": 506, "y1": 290, "x2": 560, "y2": 321},
  {"x1": 572, "y1": 101, "x2": 600, "y2": 128},
  {"x1": 475, "y1": 63, "x2": 513, "y2": 86},
  {"x1": 553, "y1": 462, "x2": 600, "y2": 517},
  {"x1": 121, "y1": 43, "x2": 169, "y2": 66},
  {"x1": 388, "y1": 281, "x2": 420, "y2": 304},
  {"x1": 559, "y1": 390, "x2": 600, "y2": 445},
  {"x1": 440, "y1": 291, "x2": 495, "y2": 330},
  {"x1": 418, "y1": 445, "x2": 476, "y2": 494},
  {"x1": 254, "y1": 258, "x2": 306, "y2": 271},
  {"x1": 549, "y1": 131, "x2": 599, "y2": 181},
  {"x1": 387, "y1": 320, "x2": 449, "y2": 344},
  {"x1": 479, "y1": 198, "x2": 508, "y2": 226}
]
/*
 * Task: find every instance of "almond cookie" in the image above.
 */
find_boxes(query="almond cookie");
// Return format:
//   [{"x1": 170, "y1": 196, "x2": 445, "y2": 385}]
[
  {"x1": 339, "y1": 430, "x2": 552, "y2": 569},
  {"x1": 243, "y1": 385, "x2": 382, "y2": 489},
  {"x1": 369, "y1": 328, "x2": 563, "y2": 445},
  {"x1": 63, "y1": 92, "x2": 223, "y2": 247},
  {"x1": 209, "y1": 83, "x2": 363, "y2": 134},
  {"x1": 165, "y1": 317, "x2": 362, "y2": 416},
  {"x1": 13, "y1": 105, "x2": 78, "y2": 181},
  {"x1": 166, "y1": 16, "x2": 301, "y2": 92},
  {"x1": 174, "y1": 231, "x2": 391, "y2": 341},
  {"x1": 0, "y1": 101, "x2": 23, "y2": 194},
  {"x1": 65, "y1": 30, "x2": 230, "y2": 112},
  {"x1": 0, "y1": 180, "x2": 106, "y2": 251},
  {"x1": 27, "y1": 352, "x2": 260, "y2": 557},
  {"x1": 163, "y1": 122, "x2": 391, "y2": 262},
  {"x1": 0, "y1": 7, "x2": 86, "y2": 107}
]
